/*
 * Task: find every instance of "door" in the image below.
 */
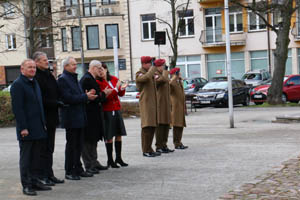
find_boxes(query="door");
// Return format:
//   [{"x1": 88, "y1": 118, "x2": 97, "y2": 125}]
[
  {"x1": 284, "y1": 76, "x2": 300, "y2": 100},
  {"x1": 205, "y1": 15, "x2": 222, "y2": 43}
]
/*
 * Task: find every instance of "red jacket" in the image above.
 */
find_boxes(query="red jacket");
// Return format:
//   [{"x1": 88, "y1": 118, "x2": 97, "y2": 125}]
[{"x1": 96, "y1": 76, "x2": 125, "y2": 112}]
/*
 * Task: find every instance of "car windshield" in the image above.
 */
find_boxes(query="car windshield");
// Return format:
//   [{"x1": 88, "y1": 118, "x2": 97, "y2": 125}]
[
  {"x1": 183, "y1": 79, "x2": 193, "y2": 89},
  {"x1": 202, "y1": 82, "x2": 227, "y2": 90},
  {"x1": 283, "y1": 77, "x2": 289, "y2": 82},
  {"x1": 242, "y1": 73, "x2": 262, "y2": 80},
  {"x1": 126, "y1": 84, "x2": 137, "y2": 92}
]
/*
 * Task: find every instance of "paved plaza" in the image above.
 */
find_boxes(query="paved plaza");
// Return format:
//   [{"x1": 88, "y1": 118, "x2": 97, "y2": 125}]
[{"x1": 1, "y1": 106, "x2": 300, "y2": 200}]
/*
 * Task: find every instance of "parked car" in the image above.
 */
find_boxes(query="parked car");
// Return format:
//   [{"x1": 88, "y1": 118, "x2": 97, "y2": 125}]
[
  {"x1": 184, "y1": 77, "x2": 208, "y2": 101},
  {"x1": 1, "y1": 84, "x2": 11, "y2": 92},
  {"x1": 192, "y1": 79, "x2": 250, "y2": 107},
  {"x1": 250, "y1": 75, "x2": 300, "y2": 105},
  {"x1": 119, "y1": 82, "x2": 140, "y2": 103},
  {"x1": 209, "y1": 76, "x2": 235, "y2": 82},
  {"x1": 241, "y1": 69, "x2": 271, "y2": 87}
]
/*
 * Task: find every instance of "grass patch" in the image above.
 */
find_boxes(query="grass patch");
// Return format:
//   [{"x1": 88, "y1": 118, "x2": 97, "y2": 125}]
[{"x1": 249, "y1": 102, "x2": 300, "y2": 108}]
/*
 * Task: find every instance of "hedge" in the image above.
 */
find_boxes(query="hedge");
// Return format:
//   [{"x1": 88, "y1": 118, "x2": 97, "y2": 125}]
[{"x1": 0, "y1": 91, "x2": 15, "y2": 127}]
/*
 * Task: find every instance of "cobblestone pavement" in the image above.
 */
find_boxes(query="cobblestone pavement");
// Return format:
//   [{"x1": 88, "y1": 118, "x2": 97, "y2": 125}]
[{"x1": 219, "y1": 156, "x2": 300, "y2": 200}]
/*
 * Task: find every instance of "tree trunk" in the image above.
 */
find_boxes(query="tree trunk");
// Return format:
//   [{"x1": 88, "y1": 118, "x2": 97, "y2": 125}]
[{"x1": 170, "y1": 0, "x2": 177, "y2": 69}]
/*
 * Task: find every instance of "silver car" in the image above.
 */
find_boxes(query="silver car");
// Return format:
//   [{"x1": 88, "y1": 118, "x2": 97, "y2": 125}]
[
  {"x1": 241, "y1": 69, "x2": 271, "y2": 87},
  {"x1": 120, "y1": 83, "x2": 139, "y2": 103}
]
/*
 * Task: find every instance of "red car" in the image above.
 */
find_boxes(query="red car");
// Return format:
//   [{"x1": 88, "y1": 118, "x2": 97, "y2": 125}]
[{"x1": 250, "y1": 75, "x2": 300, "y2": 105}]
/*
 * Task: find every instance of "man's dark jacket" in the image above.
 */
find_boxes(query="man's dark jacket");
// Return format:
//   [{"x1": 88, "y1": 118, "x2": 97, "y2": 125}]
[
  {"x1": 35, "y1": 68, "x2": 59, "y2": 127},
  {"x1": 80, "y1": 72, "x2": 106, "y2": 142},
  {"x1": 10, "y1": 74, "x2": 47, "y2": 141},
  {"x1": 57, "y1": 70, "x2": 87, "y2": 129}
]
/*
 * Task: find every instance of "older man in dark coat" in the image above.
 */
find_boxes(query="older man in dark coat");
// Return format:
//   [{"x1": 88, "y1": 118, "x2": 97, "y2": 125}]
[
  {"x1": 10, "y1": 59, "x2": 50, "y2": 196},
  {"x1": 80, "y1": 60, "x2": 112, "y2": 174},
  {"x1": 57, "y1": 56, "x2": 98, "y2": 180}
]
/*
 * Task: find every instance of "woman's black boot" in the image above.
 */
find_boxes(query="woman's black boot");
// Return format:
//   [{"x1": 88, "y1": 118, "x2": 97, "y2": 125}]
[
  {"x1": 115, "y1": 141, "x2": 128, "y2": 167},
  {"x1": 105, "y1": 143, "x2": 119, "y2": 168}
]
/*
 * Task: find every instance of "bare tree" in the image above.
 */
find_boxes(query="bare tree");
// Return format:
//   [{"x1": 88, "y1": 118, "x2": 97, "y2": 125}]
[{"x1": 231, "y1": 0, "x2": 300, "y2": 104}]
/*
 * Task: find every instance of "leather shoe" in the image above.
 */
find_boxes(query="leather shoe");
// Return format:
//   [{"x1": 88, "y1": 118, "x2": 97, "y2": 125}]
[
  {"x1": 65, "y1": 174, "x2": 80, "y2": 180},
  {"x1": 156, "y1": 148, "x2": 166, "y2": 153},
  {"x1": 38, "y1": 178, "x2": 55, "y2": 186},
  {"x1": 94, "y1": 164, "x2": 108, "y2": 171},
  {"x1": 163, "y1": 147, "x2": 175, "y2": 153},
  {"x1": 49, "y1": 176, "x2": 64, "y2": 184},
  {"x1": 86, "y1": 168, "x2": 99, "y2": 174},
  {"x1": 143, "y1": 152, "x2": 156, "y2": 157},
  {"x1": 80, "y1": 171, "x2": 94, "y2": 177},
  {"x1": 175, "y1": 144, "x2": 188, "y2": 149},
  {"x1": 23, "y1": 187, "x2": 37, "y2": 196},
  {"x1": 32, "y1": 182, "x2": 52, "y2": 191},
  {"x1": 153, "y1": 151, "x2": 161, "y2": 156}
]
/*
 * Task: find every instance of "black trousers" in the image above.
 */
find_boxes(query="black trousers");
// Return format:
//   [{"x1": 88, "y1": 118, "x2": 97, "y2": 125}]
[
  {"x1": 82, "y1": 141, "x2": 101, "y2": 170},
  {"x1": 65, "y1": 128, "x2": 84, "y2": 176},
  {"x1": 40, "y1": 125, "x2": 56, "y2": 178},
  {"x1": 19, "y1": 140, "x2": 43, "y2": 188}
]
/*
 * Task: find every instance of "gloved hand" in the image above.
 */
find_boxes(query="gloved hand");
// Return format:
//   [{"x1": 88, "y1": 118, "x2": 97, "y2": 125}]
[{"x1": 164, "y1": 65, "x2": 169, "y2": 70}]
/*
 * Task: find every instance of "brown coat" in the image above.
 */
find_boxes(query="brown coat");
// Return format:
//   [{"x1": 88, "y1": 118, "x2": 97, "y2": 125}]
[
  {"x1": 155, "y1": 70, "x2": 171, "y2": 125},
  {"x1": 170, "y1": 76, "x2": 186, "y2": 127},
  {"x1": 136, "y1": 66, "x2": 158, "y2": 128}
]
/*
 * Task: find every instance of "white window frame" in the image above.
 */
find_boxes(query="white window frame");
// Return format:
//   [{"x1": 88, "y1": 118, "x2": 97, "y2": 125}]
[
  {"x1": 248, "y1": 11, "x2": 266, "y2": 31},
  {"x1": 176, "y1": 55, "x2": 201, "y2": 78},
  {"x1": 40, "y1": 34, "x2": 53, "y2": 48},
  {"x1": 5, "y1": 34, "x2": 16, "y2": 50},
  {"x1": 229, "y1": 10, "x2": 243, "y2": 33},
  {"x1": 3, "y1": 3, "x2": 14, "y2": 18},
  {"x1": 178, "y1": 10, "x2": 194, "y2": 37},
  {"x1": 141, "y1": 14, "x2": 156, "y2": 41}
]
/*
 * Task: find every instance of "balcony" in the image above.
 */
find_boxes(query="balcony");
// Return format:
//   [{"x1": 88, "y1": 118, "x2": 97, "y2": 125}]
[
  {"x1": 291, "y1": 22, "x2": 300, "y2": 41},
  {"x1": 59, "y1": 1, "x2": 120, "y2": 20},
  {"x1": 199, "y1": 29, "x2": 246, "y2": 47}
]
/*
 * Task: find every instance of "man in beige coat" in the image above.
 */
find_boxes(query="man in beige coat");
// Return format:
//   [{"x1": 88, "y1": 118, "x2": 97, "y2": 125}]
[
  {"x1": 170, "y1": 68, "x2": 188, "y2": 149},
  {"x1": 154, "y1": 59, "x2": 174, "y2": 153},
  {"x1": 136, "y1": 56, "x2": 161, "y2": 157}
]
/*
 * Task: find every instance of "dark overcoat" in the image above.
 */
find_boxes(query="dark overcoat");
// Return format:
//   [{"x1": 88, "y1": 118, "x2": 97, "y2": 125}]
[
  {"x1": 57, "y1": 70, "x2": 87, "y2": 129},
  {"x1": 80, "y1": 72, "x2": 106, "y2": 142},
  {"x1": 10, "y1": 74, "x2": 47, "y2": 141},
  {"x1": 170, "y1": 77, "x2": 186, "y2": 127}
]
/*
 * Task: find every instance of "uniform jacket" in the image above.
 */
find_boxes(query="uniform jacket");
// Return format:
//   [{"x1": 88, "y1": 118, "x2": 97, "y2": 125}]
[
  {"x1": 80, "y1": 72, "x2": 106, "y2": 141},
  {"x1": 135, "y1": 66, "x2": 158, "y2": 128},
  {"x1": 57, "y1": 70, "x2": 87, "y2": 129},
  {"x1": 35, "y1": 68, "x2": 59, "y2": 128},
  {"x1": 96, "y1": 75, "x2": 125, "y2": 112},
  {"x1": 155, "y1": 70, "x2": 171, "y2": 125},
  {"x1": 10, "y1": 74, "x2": 47, "y2": 141},
  {"x1": 170, "y1": 77, "x2": 186, "y2": 127}
]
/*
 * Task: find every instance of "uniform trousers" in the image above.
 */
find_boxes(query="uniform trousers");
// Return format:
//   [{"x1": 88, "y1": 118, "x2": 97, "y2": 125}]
[
  {"x1": 81, "y1": 141, "x2": 101, "y2": 170},
  {"x1": 141, "y1": 127, "x2": 156, "y2": 153},
  {"x1": 19, "y1": 140, "x2": 43, "y2": 188},
  {"x1": 173, "y1": 126, "x2": 184, "y2": 147},
  {"x1": 65, "y1": 128, "x2": 84, "y2": 176},
  {"x1": 155, "y1": 124, "x2": 169, "y2": 149}
]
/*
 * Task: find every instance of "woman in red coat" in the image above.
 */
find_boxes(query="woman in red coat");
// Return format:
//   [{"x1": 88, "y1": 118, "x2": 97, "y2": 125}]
[{"x1": 96, "y1": 64, "x2": 128, "y2": 168}]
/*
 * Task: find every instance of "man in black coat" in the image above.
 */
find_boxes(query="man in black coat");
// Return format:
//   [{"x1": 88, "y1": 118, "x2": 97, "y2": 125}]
[
  {"x1": 80, "y1": 60, "x2": 112, "y2": 174},
  {"x1": 33, "y1": 52, "x2": 65, "y2": 185},
  {"x1": 57, "y1": 56, "x2": 98, "y2": 180},
  {"x1": 10, "y1": 59, "x2": 51, "y2": 196}
]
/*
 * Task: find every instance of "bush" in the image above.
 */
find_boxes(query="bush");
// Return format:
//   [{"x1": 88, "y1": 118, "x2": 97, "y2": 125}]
[
  {"x1": 0, "y1": 91, "x2": 15, "y2": 127},
  {"x1": 121, "y1": 102, "x2": 140, "y2": 118}
]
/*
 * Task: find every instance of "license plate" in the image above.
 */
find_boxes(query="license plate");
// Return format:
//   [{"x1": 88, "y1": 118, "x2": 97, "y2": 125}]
[
  {"x1": 200, "y1": 100, "x2": 210, "y2": 104},
  {"x1": 254, "y1": 95, "x2": 262, "y2": 98}
]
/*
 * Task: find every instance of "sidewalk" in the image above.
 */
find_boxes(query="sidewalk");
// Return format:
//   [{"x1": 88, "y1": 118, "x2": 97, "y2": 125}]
[{"x1": 1, "y1": 106, "x2": 300, "y2": 200}]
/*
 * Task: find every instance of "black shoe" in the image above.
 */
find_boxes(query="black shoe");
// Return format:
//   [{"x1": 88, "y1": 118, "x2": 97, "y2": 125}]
[
  {"x1": 32, "y1": 183, "x2": 52, "y2": 191},
  {"x1": 153, "y1": 151, "x2": 161, "y2": 156},
  {"x1": 65, "y1": 174, "x2": 80, "y2": 180},
  {"x1": 38, "y1": 178, "x2": 55, "y2": 186},
  {"x1": 115, "y1": 158, "x2": 129, "y2": 167},
  {"x1": 80, "y1": 171, "x2": 94, "y2": 177},
  {"x1": 49, "y1": 176, "x2": 64, "y2": 184},
  {"x1": 107, "y1": 160, "x2": 120, "y2": 168},
  {"x1": 22, "y1": 187, "x2": 37, "y2": 196},
  {"x1": 156, "y1": 148, "x2": 165, "y2": 153},
  {"x1": 143, "y1": 152, "x2": 156, "y2": 157},
  {"x1": 175, "y1": 144, "x2": 188, "y2": 149},
  {"x1": 163, "y1": 147, "x2": 175, "y2": 153},
  {"x1": 94, "y1": 164, "x2": 108, "y2": 171},
  {"x1": 86, "y1": 168, "x2": 99, "y2": 174}
]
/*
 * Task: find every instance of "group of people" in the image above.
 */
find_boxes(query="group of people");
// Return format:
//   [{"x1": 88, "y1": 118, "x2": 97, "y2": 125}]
[
  {"x1": 10, "y1": 52, "x2": 128, "y2": 196},
  {"x1": 136, "y1": 56, "x2": 188, "y2": 157}
]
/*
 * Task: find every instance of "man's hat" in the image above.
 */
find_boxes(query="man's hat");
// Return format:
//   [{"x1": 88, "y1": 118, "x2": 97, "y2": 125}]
[
  {"x1": 170, "y1": 67, "x2": 180, "y2": 75},
  {"x1": 154, "y1": 59, "x2": 166, "y2": 67},
  {"x1": 141, "y1": 56, "x2": 153, "y2": 64}
]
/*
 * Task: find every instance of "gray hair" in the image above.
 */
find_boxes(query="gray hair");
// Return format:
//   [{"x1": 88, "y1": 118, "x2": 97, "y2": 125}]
[
  {"x1": 62, "y1": 56, "x2": 75, "y2": 68},
  {"x1": 89, "y1": 60, "x2": 102, "y2": 68},
  {"x1": 21, "y1": 59, "x2": 35, "y2": 67},
  {"x1": 32, "y1": 51, "x2": 47, "y2": 61}
]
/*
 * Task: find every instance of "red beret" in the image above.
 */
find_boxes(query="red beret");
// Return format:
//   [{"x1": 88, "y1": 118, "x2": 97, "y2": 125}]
[
  {"x1": 154, "y1": 59, "x2": 165, "y2": 67},
  {"x1": 141, "y1": 56, "x2": 152, "y2": 64},
  {"x1": 170, "y1": 67, "x2": 180, "y2": 75}
]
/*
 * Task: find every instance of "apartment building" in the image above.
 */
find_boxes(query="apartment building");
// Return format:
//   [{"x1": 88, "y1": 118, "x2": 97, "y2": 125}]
[{"x1": 51, "y1": 0, "x2": 132, "y2": 80}]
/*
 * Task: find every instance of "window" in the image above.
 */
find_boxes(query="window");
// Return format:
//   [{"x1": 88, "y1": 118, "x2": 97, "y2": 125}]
[
  {"x1": 83, "y1": 0, "x2": 97, "y2": 16},
  {"x1": 86, "y1": 25, "x2": 99, "y2": 50},
  {"x1": 229, "y1": 7, "x2": 243, "y2": 33},
  {"x1": 287, "y1": 76, "x2": 300, "y2": 85},
  {"x1": 249, "y1": 11, "x2": 266, "y2": 31},
  {"x1": 2, "y1": 3, "x2": 15, "y2": 17},
  {"x1": 250, "y1": 51, "x2": 268, "y2": 71},
  {"x1": 105, "y1": 24, "x2": 119, "y2": 49},
  {"x1": 61, "y1": 28, "x2": 68, "y2": 52},
  {"x1": 5, "y1": 34, "x2": 16, "y2": 50},
  {"x1": 141, "y1": 14, "x2": 156, "y2": 40},
  {"x1": 65, "y1": 0, "x2": 78, "y2": 6},
  {"x1": 36, "y1": 1, "x2": 50, "y2": 16},
  {"x1": 102, "y1": 0, "x2": 117, "y2": 5},
  {"x1": 273, "y1": 11, "x2": 281, "y2": 28},
  {"x1": 40, "y1": 34, "x2": 53, "y2": 48},
  {"x1": 71, "y1": 27, "x2": 81, "y2": 51},
  {"x1": 178, "y1": 10, "x2": 194, "y2": 37},
  {"x1": 176, "y1": 55, "x2": 201, "y2": 78}
]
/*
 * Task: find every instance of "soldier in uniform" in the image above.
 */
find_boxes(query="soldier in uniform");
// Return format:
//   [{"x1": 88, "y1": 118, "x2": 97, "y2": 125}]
[
  {"x1": 154, "y1": 59, "x2": 174, "y2": 153},
  {"x1": 135, "y1": 56, "x2": 161, "y2": 157},
  {"x1": 169, "y1": 68, "x2": 188, "y2": 149}
]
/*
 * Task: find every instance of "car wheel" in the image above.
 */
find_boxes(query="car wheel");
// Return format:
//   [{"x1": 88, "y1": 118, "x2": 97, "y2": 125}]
[
  {"x1": 242, "y1": 95, "x2": 250, "y2": 106},
  {"x1": 254, "y1": 102, "x2": 263, "y2": 105},
  {"x1": 282, "y1": 94, "x2": 287, "y2": 103}
]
